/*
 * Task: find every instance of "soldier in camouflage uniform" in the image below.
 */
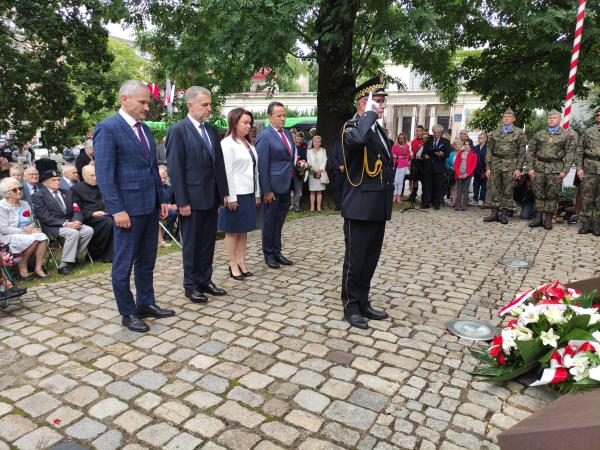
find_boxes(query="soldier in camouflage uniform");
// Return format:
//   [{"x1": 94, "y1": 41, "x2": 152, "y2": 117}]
[
  {"x1": 526, "y1": 110, "x2": 578, "y2": 230},
  {"x1": 484, "y1": 108, "x2": 527, "y2": 224},
  {"x1": 575, "y1": 108, "x2": 600, "y2": 236}
]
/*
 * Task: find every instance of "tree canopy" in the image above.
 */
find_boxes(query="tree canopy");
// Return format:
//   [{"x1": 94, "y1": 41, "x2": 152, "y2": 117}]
[
  {"x1": 126, "y1": 0, "x2": 471, "y2": 150},
  {"x1": 0, "y1": 0, "x2": 127, "y2": 146},
  {"x1": 459, "y1": 0, "x2": 600, "y2": 130}
]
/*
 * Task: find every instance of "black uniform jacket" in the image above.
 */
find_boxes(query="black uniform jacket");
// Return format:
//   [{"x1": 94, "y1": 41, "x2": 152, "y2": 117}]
[{"x1": 341, "y1": 111, "x2": 394, "y2": 221}]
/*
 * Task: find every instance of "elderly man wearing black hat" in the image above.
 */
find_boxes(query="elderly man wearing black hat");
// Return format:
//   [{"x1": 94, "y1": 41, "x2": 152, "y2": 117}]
[
  {"x1": 339, "y1": 74, "x2": 395, "y2": 329},
  {"x1": 31, "y1": 170, "x2": 94, "y2": 274}
]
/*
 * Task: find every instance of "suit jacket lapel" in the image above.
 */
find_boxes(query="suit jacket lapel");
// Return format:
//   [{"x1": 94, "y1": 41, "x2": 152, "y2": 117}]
[
  {"x1": 271, "y1": 127, "x2": 293, "y2": 162},
  {"x1": 184, "y1": 118, "x2": 214, "y2": 164}
]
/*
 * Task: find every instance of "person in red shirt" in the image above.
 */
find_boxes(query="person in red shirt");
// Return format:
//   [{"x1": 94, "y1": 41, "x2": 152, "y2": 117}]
[
  {"x1": 408, "y1": 125, "x2": 425, "y2": 202},
  {"x1": 453, "y1": 139, "x2": 478, "y2": 211}
]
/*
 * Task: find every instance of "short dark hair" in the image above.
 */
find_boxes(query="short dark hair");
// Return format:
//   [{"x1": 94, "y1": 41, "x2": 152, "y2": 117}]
[
  {"x1": 267, "y1": 101, "x2": 285, "y2": 116},
  {"x1": 226, "y1": 108, "x2": 255, "y2": 144},
  {"x1": 416, "y1": 125, "x2": 424, "y2": 131}
]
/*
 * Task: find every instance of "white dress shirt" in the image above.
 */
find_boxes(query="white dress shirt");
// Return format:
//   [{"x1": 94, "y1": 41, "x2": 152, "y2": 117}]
[
  {"x1": 271, "y1": 125, "x2": 292, "y2": 152},
  {"x1": 119, "y1": 109, "x2": 148, "y2": 143},
  {"x1": 188, "y1": 115, "x2": 212, "y2": 148},
  {"x1": 220, "y1": 136, "x2": 260, "y2": 203}
]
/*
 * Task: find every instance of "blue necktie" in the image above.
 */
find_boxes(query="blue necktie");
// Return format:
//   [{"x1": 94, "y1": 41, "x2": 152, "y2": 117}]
[{"x1": 199, "y1": 123, "x2": 214, "y2": 158}]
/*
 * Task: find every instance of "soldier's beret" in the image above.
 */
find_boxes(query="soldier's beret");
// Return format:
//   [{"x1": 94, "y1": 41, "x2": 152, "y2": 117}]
[
  {"x1": 353, "y1": 74, "x2": 388, "y2": 102},
  {"x1": 504, "y1": 108, "x2": 515, "y2": 116},
  {"x1": 547, "y1": 109, "x2": 561, "y2": 117},
  {"x1": 40, "y1": 170, "x2": 60, "y2": 181}
]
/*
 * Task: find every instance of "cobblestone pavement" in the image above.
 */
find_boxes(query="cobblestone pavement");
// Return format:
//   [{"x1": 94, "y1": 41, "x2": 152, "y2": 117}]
[{"x1": 1, "y1": 206, "x2": 599, "y2": 450}]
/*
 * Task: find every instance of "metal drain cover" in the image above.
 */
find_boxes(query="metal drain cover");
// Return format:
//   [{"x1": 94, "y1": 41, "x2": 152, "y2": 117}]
[
  {"x1": 447, "y1": 318, "x2": 497, "y2": 341},
  {"x1": 500, "y1": 258, "x2": 531, "y2": 269}
]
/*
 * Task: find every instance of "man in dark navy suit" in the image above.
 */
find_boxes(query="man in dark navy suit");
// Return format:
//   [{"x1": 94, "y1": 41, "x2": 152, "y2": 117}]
[
  {"x1": 166, "y1": 86, "x2": 229, "y2": 303},
  {"x1": 94, "y1": 80, "x2": 174, "y2": 332},
  {"x1": 256, "y1": 101, "x2": 296, "y2": 269},
  {"x1": 340, "y1": 75, "x2": 394, "y2": 329}
]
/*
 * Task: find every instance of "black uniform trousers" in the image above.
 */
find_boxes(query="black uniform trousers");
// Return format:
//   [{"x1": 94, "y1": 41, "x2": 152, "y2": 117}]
[
  {"x1": 180, "y1": 207, "x2": 218, "y2": 291},
  {"x1": 341, "y1": 218, "x2": 386, "y2": 315}
]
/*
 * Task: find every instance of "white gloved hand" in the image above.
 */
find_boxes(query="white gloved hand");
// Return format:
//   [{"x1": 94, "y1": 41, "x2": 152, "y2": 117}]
[{"x1": 365, "y1": 91, "x2": 379, "y2": 114}]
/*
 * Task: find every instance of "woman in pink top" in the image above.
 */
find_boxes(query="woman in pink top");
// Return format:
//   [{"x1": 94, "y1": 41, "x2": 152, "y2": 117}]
[{"x1": 392, "y1": 133, "x2": 411, "y2": 203}]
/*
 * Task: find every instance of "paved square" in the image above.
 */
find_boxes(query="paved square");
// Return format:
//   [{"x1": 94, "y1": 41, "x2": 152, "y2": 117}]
[{"x1": 1, "y1": 208, "x2": 598, "y2": 449}]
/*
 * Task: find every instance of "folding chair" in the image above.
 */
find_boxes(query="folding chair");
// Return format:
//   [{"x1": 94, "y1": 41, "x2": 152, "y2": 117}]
[
  {"x1": 34, "y1": 219, "x2": 94, "y2": 269},
  {"x1": 160, "y1": 220, "x2": 182, "y2": 248}
]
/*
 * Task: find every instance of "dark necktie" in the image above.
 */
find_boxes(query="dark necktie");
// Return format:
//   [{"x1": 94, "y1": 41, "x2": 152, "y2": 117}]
[
  {"x1": 134, "y1": 122, "x2": 150, "y2": 158},
  {"x1": 33, "y1": 184, "x2": 38, "y2": 193},
  {"x1": 199, "y1": 123, "x2": 214, "y2": 158},
  {"x1": 278, "y1": 129, "x2": 293, "y2": 178},
  {"x1": 434, "y1": 139, "x2": 439, "y2": 148},
  {"x1": 53, "y1": 191, "x2": 66, "y2": 214}
]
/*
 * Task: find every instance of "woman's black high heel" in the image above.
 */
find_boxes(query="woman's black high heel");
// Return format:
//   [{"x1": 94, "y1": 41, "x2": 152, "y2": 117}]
[{"x1": 229, "y1": 265, "x2": 244, "y2": 281}]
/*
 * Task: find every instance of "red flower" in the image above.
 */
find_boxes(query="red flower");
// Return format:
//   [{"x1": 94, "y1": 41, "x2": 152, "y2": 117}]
[
  {"x1": 490, "y1": 335, "x2": 502, "y2": 357},
  {"x1": 497, "y1": 354, "x2": 506, "y2": 365},
  {"x1": 507, "y1": 320, "x2": 517, "y2": 329},
  {"x1": 22, "y1": 209, "x2": 30, "y2": 217},
  {"x1": 52, "y1": 418, "x2": 61, "y2": 425},
  {"x1": 72, "y1": 203, "x2": 81, "y2": 212}
]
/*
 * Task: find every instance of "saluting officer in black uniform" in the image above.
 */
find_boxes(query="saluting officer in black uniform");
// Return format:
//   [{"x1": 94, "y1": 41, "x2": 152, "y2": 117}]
[{"x1": 340, "y1": 75, "x2": 394, "y2": 329}]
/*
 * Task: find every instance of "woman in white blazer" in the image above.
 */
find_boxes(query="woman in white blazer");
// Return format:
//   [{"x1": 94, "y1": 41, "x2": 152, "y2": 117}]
[
  {"x1": 217, "y1": 108, "x2": 261, "y2": 280},
  {"x1": 0, "y1": 177, "x2": 48, "y2": 280},
  {"x1": 307, "y1": 135, "x2": 328, "y2": 211}
]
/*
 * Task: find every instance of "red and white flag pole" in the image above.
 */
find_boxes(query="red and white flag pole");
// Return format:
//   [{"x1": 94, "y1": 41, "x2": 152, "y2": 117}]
[{"x1": 562, "y1": 0, "x2": 587, "y2": 129}]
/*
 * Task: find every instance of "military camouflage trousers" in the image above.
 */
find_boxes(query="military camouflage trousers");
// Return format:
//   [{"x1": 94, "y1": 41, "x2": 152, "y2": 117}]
[
  {"x1": 488, "y1": 170, "x2": 515, "y2": 209},
  {"x1": 581, "y1": 173, "x2": 600, "y2": 222},
  {"x1": 532, "y1": 172, "x2": 562, "y2": 213}
]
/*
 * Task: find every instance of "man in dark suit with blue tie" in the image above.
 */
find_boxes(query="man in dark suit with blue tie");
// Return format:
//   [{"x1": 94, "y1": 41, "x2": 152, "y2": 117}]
[
  {"x1": 166, "y1": 86, "x2": 229, "y2": 303},
  {"x1": 256, "y1": 101, "x2": 296, "y2": 269},
  {"x1": 94, "y1": 80, "x2": 174, "y2": 332}
]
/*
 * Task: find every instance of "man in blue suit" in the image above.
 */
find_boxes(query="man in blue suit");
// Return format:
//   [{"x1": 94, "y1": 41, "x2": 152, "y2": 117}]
[
  {"x1": 256, "y1": 101, "x2": 296, "y2": 269},
  {"x1": 166, "y1": 86, "x2": 229, "y2": 303},
  {"x1": 94, "y1": 80, "x2": 174, "y2": 332}
]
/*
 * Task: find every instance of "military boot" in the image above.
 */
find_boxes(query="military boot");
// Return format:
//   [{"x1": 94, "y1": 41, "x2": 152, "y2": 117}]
[
  {"x1": 529, "y1": 211, "x2": 544, "y2": 228},
  {"x1": 543, "y1": 212, "x2": 553, "y2": 230},
  {"x1": 593, "y1": 222, "x2": 600, "y2": 237},
  {"x1": 499, "y1": 209, "x2": 509, "y2": 225},
  {"x1": 483, "y1": 208, "x2": 499, "y2": 223},
  {"x1": 579, "y1": 221, "x2": 592, "y2": 234}
]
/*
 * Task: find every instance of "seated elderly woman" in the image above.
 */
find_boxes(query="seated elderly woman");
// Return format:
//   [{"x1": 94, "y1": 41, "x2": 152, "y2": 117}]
[{"x1": 0, "y1": 177, "x2": 48, "y2": 279}]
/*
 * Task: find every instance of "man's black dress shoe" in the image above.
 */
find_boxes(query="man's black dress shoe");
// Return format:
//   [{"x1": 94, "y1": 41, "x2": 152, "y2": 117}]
[
  {"x1": 275, "y1": 255, "x2": 294, "y2": 266},
  {"x1": 361, "y1": 306, "x2": 389, "y2": 320},
  {"x1": 199, "y1": 282, "x2": 226, "y2": 296},
  {"x1": 122, "y1": 314, "x2": 149, "y2": 332},
  {"x1": 136, "y1": 304, "x2": 175, "y2": 319},
  {"x1": 420, "y1": 204, "x2": 430, "y2": 209},
  {"x1": 344, "y1": 313, "x2": 369, "y2": 330},
  {"x1": 185, "y1": 289, "x2": 208, "y2": 303},
  {"x1": 57, "y1": 265, "x2": 71, "y2": 275},
  {"x1": 1, "y1": 286, "x2": 27, "y2": 300},
  {"x1": 265, "y1": 258, "x2": 280, "y2": 269}
]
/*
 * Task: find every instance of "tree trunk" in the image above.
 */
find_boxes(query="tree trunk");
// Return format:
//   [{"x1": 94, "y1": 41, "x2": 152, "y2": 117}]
[{"x1": 314, "y1": 0, "x2": 359, "y2": 205}]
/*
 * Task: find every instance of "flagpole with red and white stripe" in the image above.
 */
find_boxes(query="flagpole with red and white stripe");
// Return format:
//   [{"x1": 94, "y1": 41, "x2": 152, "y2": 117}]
[{"x1": 562, "y1": 0, "x2": 587, "y2": 129}]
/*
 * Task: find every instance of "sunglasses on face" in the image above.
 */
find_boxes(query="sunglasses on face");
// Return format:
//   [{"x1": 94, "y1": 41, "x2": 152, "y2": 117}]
[{"x1": 9, "y1": 187, "x2": 24, "y2": 193}]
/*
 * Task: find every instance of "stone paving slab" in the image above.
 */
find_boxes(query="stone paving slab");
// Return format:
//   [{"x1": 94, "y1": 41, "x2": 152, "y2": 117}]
[{"x1": 1, "y1": 207, "x2": 599, "y2": 449}]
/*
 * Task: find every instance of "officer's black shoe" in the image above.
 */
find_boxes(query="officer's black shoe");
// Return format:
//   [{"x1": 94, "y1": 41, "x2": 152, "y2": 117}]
[
  {"x1": 275, "y1": 255, "x2": 294, "y2": 266},
  {"x1": 136, "y1": 304, "x2": 175, "y2": 319},
  {"x1": 543, "y1": 213, "x2": 553, "y2": 230},
  {"x1": 483, "y1": 208, "x2": 499, "y2": 222},
  {"x1": 420, "y1": 204, "x2": 430, "y2": 209},
  {"x1": 593, "y1": 222, "x2": 600, "y2": 237},
  {"x1": 529, "y1": 211, "x2": 544, "y2": 228},
  {"x1": 122, "y1": 314, "x2": 150, "y2": 332},
  {"x1": 185, "y1": 289, "x2": 208, "y2": 303},
  {"x1": 360, "y1": 306, "x2": 389, "y2": 320},
  {"x1": 579, "y1": 221, "x2": 593, "y2": 234},
  {"x1": 344, "y1": 313, "x2": 369, "y2": 329},
  {"x1": 499, "y1": 209, "x2": 509, "y2": 225}
]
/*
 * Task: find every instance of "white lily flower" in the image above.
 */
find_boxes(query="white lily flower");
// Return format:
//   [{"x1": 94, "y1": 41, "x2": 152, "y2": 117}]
[
  {"x1": 568, "y1": 353, "x2": 591, "y2": 381},
  {"x1": 513, "y1": 325, "x2": 533, "y2": 341},
  {"x1": 544, "y1": 306, "x2": 567, "y2": 325},
  {"x1": 519, "y1": 304, "x2": 540, "y2": 325},
  {"x1": 540, "y1": 328, "x2": 559, "y2": 348}
]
